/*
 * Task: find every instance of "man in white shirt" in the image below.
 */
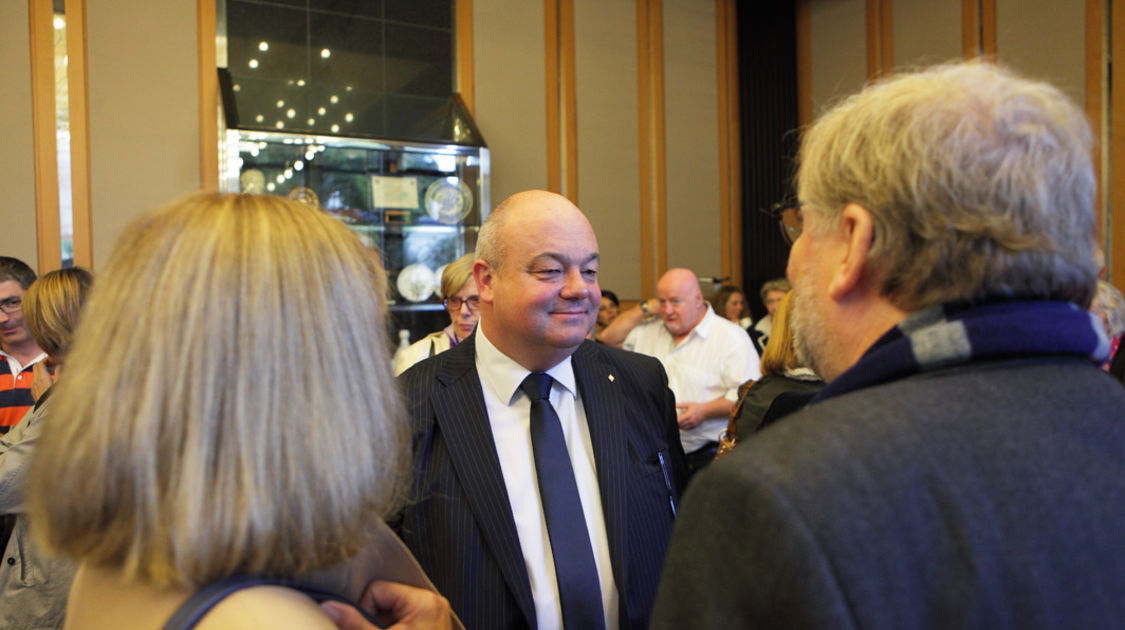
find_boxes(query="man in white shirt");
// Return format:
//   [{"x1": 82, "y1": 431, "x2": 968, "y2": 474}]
[
  {"x1": 624, "y1": 268, "x2": 759, "y2": 474},
  {"x1": 396, "y1": 190, "x2": 688, "y2": 630}
]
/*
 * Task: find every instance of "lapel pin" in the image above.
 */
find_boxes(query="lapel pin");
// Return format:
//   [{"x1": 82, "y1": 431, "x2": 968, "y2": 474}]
[{"x1": 608, "y1": 374, "x2": 615, "y2": 382}]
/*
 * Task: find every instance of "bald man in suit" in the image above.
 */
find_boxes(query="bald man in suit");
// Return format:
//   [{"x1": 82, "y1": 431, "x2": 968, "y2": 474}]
[{"x1": 396, "y1": 190, "x2": 687, "y2": 630}]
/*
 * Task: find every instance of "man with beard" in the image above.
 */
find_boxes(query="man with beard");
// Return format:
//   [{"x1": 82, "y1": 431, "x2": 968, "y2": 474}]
[
  {"x1": 650, "y1": 63, "x2": 1125, "y2": 628},
  {"x1": 396, "y1": 190, "x2": 687, "y2": 630}
]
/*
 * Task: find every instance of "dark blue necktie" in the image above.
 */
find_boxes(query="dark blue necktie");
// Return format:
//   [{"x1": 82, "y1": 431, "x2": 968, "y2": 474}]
[{"x1": 519, "y1": 372, "x2": 607, "y2": 630}]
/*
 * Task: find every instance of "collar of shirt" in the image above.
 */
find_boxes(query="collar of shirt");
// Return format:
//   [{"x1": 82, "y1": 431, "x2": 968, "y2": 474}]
[
  {"x1": 0, "y1": 349, "x2": 47, "y2": 375},
  {"x1": 673, "y1": 303, "x2": 718, "y2": 348},
  {"x1": 475, "y1": 328, "x2": 577, "y2": 405}
]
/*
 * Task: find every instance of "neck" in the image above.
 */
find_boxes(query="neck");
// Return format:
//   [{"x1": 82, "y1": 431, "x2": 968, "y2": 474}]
[
  {"x1": 825, "y1": 297, "x2": 910, "y2": 381},
  {"x1": 2, "y1": 339, "x2": 41, "y2": 365},
  {"x1": 673, "y1": 310, "x2": 706, "y2": 346},
  {"x1": 479, "y1": 320, "x2": 572, "y2": 372}
]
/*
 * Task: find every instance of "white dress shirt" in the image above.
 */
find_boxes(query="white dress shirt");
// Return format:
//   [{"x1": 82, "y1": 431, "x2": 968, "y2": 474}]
[
  {"x1": 624, "y1": 305, "x2": 760, "y2": 453},
  {"x1": 475, "y1": 329, "x2": 619, "y2": 630}
]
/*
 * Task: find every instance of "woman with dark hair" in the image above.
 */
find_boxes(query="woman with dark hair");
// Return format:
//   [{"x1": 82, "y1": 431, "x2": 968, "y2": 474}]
[
  {"x1": 597, "y1": 290, "x2": 620, "y2": 336},
  {"x1": 709, "y1": 285, "x2": 749, "y2": 327}
]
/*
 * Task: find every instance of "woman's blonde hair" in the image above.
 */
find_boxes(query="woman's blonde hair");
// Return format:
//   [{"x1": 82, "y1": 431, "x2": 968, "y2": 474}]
[
  {"x1": 440, "y1": 252, "x2": 476, "y2": 299},
  {"x1": 29, "y1": 193, "x2": 409, "y2": 589},
  {"x1": 23, "y1": 267, "x2": 93, "y2": 359},
  {"x1": 758, "y1": 291, "x2": 799, "y2": 377}
]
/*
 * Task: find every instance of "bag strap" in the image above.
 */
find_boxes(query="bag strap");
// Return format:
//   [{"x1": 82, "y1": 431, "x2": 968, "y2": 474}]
[
  {"x1": 715, "y1": 379, "x2": 755, "y2": 461},
  {"x1": 162, "y1": 575, "x2": 376, "y2": 630}
]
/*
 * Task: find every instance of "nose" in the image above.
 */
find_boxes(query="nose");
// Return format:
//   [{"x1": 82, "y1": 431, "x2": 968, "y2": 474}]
[
  {"x1": 459, "y1": 300, "x2": 474, "y2": 316},
  {"x1": 560, "y1": 269, "x2": 590, "y2": 299}
]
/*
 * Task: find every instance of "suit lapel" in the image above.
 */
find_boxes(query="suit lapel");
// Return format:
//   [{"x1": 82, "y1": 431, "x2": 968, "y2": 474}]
[
  {"x1": 430, "y1": 336, "x2": 538, "y2": 627},
  {"x1": 571, "y1": 342, "x2": 630, "y2": 611}
]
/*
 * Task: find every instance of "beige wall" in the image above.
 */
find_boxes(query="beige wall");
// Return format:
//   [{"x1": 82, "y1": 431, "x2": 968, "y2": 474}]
[
  {"x1": 20, "y1": 1, "x2": 1096, "y2": 290},
  {"x1": 663, "y1": 0, "x2": 721, "y2": 278},
  {"x1": 893, "y1": 0, "x2": 961, "y2": 68},
  {"x1": 0, "y1": 0, "x2": 41, "y2": 271},
  {"x1": 997, "y1": 0, "x2": 1085, "y2": 107},
  {"x1": 471, "y1": 0, "x2": 726, "y2": 299},
  {"x1": 574, "y1": 0, "x2": 641, "y2": 298},
  {"x1": 86, "y1": 0, "x2": 201, "y2": 265},
  {"x1": 809, "y1": 0, "x2": 867, "y2": 114},
  {"x1": 473, "y1": 0, "x2": 549, "y2": 208}
]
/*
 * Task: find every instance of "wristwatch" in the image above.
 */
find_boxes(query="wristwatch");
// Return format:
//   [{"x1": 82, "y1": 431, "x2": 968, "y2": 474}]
[{"x1": 640, "y1": 300, "x2": 650, "y2": 316}]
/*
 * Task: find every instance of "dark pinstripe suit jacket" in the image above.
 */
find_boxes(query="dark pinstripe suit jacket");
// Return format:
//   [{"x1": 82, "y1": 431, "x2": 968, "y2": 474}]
[{"x1": 396, "y1": 335, "x2": 688, "y2": 630}]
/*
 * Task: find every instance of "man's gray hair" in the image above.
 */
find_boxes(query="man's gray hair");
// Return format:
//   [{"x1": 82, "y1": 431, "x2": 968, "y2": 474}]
[
  {"x1": 759, "y1": 278, "x2": 791, "y2": 303},
  {"x1": 798, "y1": 61, "x2": 1098, "y2": 310}
]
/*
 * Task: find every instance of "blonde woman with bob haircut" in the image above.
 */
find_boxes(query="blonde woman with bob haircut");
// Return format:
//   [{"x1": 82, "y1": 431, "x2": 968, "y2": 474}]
[
  {"x1": 0, "y1": 267, "x2": 92, "y2": 630},
  {"x1": 27, "y1": 194, "x2": 450, "y2": 629},
  {"x1": 394, "y1": 252, "x2": 480, "y2": 375},
  {"x1": 727, "y1": 291, "x2": 823, "y2": 440}
]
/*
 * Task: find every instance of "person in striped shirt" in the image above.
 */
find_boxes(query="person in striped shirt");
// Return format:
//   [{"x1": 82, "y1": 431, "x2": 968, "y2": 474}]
[{"x1": 0, "y1": 257, "x2": 46, "y2": 434}]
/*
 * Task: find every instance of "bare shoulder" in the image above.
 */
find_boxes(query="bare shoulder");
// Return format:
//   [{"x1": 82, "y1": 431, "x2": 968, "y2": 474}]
[{"x1": 196, "y1": 585, "x2": 338, "y2": 630}]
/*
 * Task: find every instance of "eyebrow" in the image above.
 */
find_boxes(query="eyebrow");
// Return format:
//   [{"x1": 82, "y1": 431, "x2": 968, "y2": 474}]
[{"x1": 529, "y1": 252, "x2": 600, "y2": 266}]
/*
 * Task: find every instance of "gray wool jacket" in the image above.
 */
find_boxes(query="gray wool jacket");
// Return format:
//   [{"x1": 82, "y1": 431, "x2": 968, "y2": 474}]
[{"x1": 653, "y1": 356, "x2": 1125, "y2": 629}]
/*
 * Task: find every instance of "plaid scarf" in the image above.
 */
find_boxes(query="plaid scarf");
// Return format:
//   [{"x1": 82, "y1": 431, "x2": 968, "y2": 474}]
[{"x1": 813, "y1": 300, "x2": 1110, "y2": 404}]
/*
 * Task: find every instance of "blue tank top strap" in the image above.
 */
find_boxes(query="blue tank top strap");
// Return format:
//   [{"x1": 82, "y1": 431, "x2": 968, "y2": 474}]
[{"x1": 162, "y1": 575, "x2": 374, "y2": 629}]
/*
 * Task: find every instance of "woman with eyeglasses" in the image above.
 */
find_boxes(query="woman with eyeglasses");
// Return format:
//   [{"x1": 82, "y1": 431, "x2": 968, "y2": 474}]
[{"x1": 394, "y1": 253, "x2": 480, "y2": 376}]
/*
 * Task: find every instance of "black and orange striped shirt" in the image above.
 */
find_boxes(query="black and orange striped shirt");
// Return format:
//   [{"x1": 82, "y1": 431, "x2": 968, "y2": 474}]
[{"x1": 0, "y1": 352, "x2": 45, "y2": 434}]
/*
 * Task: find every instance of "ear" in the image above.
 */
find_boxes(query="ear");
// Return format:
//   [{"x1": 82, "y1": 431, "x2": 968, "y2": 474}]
[
  {"x1": 473, "y1": 259, "x2": 496, "y2": 304},
  {"x1": 827, "y1": 203, "x2": 876, "y2": 300}
]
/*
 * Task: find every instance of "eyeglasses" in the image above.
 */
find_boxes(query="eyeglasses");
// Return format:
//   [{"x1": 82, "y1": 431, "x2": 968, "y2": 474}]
[
  {"x1": 762, "y1": 200, "x2": 804, "y2": 245},
  {"x1": 444, "y1": 296, "x2": 480, "y2": 312},
  {"x1": 0, "y1": 297, "x2": 21, "y2": 314}
]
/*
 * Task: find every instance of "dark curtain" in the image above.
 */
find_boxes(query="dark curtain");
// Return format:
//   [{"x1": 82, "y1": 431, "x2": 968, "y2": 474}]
[{"x1": 737, "y1": 1, "x2": 801, "y2": 321}]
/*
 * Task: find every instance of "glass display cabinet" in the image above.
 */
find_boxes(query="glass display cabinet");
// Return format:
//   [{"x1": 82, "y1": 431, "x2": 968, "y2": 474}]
[
  {"x1": 222, "y1": 128, "x2": 490, "y2": 346},
  {"x1": 216, "y1": 0, "x2": 484, "y2": 350}
]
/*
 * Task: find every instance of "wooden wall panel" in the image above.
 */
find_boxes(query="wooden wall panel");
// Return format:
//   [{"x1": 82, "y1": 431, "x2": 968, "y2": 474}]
[
  {"x1": 29, "y1": 0, "x2": 60, "y2": 273},
  {"x1": 574, "y1": 0, "x2": 641, "y2": 298}
]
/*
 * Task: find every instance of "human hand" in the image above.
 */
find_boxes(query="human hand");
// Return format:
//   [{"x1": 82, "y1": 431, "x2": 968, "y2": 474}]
[
  {"x1": 676, "y1": 402, "x2": 706, "y2": 430},
  {"x1": 321, "y1": 581, "x2": 452, "y2": 630},
  {"x1": 30, "y1": 361, "x2": 54, "y2": 402}
]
